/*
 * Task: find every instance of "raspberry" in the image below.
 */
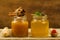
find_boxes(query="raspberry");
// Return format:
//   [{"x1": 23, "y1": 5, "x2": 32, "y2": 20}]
[
  {"x1": 51, "y1": 29, "x2": 57, "y2": 33},
  {"x1": 51, "y1": 29, "x2": 57, "y2": 37}
]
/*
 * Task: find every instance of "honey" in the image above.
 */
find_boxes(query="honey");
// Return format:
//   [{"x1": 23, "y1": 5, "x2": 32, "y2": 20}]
[
  {"x1": 31, "y1": 13, "x2": 49, "y2": 37},
  {"x1": 11, "y1": 17, "x2": 28, "y2": 37},
  {"x1": 31, "y1": 19, "x2": 49, "y2": 37}
]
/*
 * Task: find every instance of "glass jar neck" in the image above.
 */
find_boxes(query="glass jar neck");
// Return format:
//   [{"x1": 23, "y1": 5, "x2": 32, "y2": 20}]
[
  {"x1": 33, "y1": 15, "x2": 48, "y2": 21},
  {"x1": 13, "y1": 16, "x2": 27, "y2": 21}
]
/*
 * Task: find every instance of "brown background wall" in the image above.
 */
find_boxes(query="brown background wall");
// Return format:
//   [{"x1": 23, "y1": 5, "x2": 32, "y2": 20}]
[{"x1": 0, "y1": 0, "x2": 60, "y2": 28}]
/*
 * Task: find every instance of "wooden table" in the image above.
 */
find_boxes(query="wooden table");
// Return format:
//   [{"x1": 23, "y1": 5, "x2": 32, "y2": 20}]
[{"x1": 0, "y1": 28, "x2": 60, "y2": 40}]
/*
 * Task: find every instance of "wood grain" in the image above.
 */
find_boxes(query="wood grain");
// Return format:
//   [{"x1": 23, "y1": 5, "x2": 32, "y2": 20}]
[{"x1": 0, "y1": 0, "x2": 60, "y2": 28}]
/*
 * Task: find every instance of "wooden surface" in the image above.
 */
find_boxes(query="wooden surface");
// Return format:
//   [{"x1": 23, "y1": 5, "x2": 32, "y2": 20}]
[
  {"x1": 0, "y1": 37, "x2": 60, "y2": 40},
  {"x1": 0, "y1": 0, "x2": 60, "y2": 28},
  {"x1": 0, "y1": 28, "x2": 60, "y2": 40}
]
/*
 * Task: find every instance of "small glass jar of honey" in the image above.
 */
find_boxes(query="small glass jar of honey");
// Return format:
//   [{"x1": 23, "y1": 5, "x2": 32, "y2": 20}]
[
  {"x1": 31, "y1": 12, "x2": 49, "y2": 37},
  {"x1": 11, "y1": 16, "x2": 28, "y2": 37},
  {"x1": 10, "y1": 7, "x2": 28, "y2": 37}
]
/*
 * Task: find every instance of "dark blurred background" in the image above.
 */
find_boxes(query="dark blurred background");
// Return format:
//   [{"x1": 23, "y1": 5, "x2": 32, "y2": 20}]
[{"x1": 0, "y1": 0, "x2": 60, "y2": 28}]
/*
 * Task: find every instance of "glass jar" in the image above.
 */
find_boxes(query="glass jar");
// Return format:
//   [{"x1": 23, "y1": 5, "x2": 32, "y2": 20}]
[
  {"x1": 31, "y1": 14, "x2": 49, "y2": 37},
  {"x1": 11, "y1": 16, "x2": 28, "y2": 37}
]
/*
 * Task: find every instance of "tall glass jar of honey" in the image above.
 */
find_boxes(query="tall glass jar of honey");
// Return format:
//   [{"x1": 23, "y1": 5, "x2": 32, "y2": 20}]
[
  {"x1": 31, "y1": 12, "x2": 49, "y2": 37},
  {"x1": 11, "y1": 16, "x2": 28, "y2": 37},
  {"x1": 10, "y1": 7, "x2": 28, "y2": 37}
]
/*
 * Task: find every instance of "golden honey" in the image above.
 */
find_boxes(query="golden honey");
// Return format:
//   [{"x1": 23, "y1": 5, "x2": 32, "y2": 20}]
[
  {"x1": 11, "y1": 17, "x2": 28, "y2": 37},
  {"x1": 31, "y1": 15, "x2": 49, "y2": 37}
]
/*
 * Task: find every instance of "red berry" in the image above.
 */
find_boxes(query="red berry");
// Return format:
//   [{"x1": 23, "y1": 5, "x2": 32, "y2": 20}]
[
  {"x1": 51, "y1": 29, "x2": 57, "y2": 37},
  {"x1": 51, "y1": 29, "x2": 57, "y2": 33}
]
